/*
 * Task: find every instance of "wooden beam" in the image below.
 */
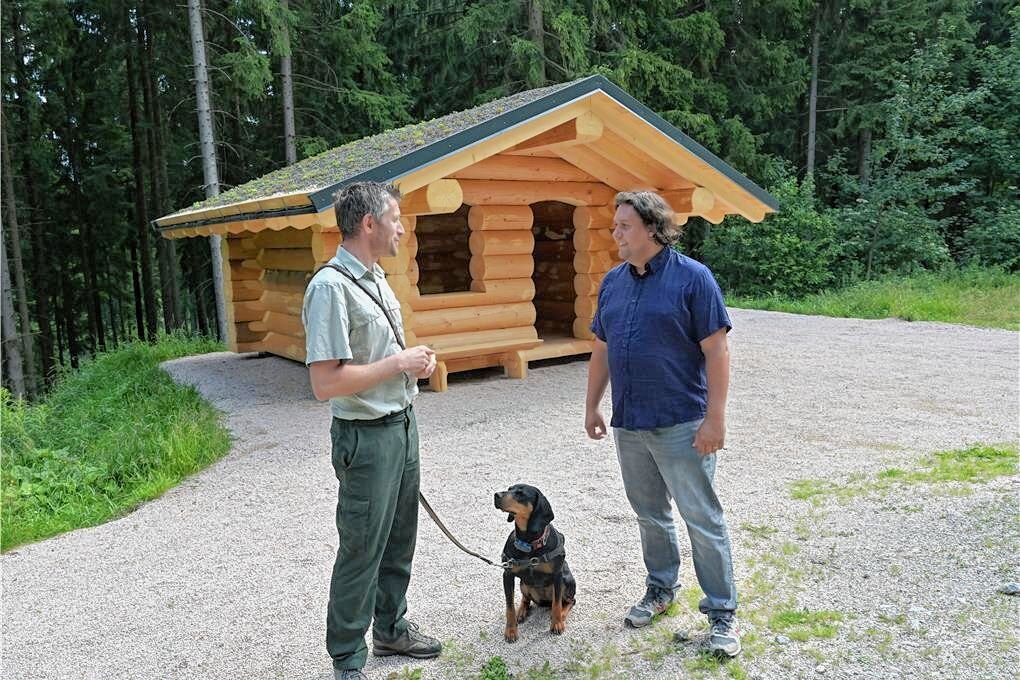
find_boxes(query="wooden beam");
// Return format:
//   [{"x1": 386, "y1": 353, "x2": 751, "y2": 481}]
[
  {"x1": 459, "y1": 180, "x2": 616, "y2": 207},
  {"x1": 586, "y1": 129, "x2": 691, "y2": 190},
  {"x1": 414, "y1": 301, "x2": 536, "y2": 337},
  {"x1": 400, "y1": 179, "x2": 463, "y2": 216},
  {"x1": 418, "y1": 326, "x2": 540, "y2": 352},
  {"x1": 573, "y1": 228, "x2": 616, "y2": 252},
  {"x1": 574, "y1": 251, "x2": 616, "y2": 274},
  {"x1": 572, "y1": 317, "x2": 595, "y2": 340},
  {"x1": 411, "y1": 279, "x2": 535, "y2": 312},
  {"x1": 661, "y1": 188, "x2": 716, "y2": 215},
  {"x1": 450, "y1": 155, "x2": 599, "y2": 182},
  {"x1": 469, "y1": 254, "x2": 534, "y2": 280},
  {"x1": 572, "y1": 206, "x2": 615, "y2": 230},
  {"x1": 255, "y1": 248, "x2": 316, "y2": 272},
  {"x1": 504, "y1": 112, "x2": 604, "y2": 154},
  {"x1": 468, "y1": 205, "x2": 534, "y2": 231},
  {"x1": 555, "y1": 145, "x2": 645, "y2": 190},
  {"x1": 468, "y1": 230, "x2": 535, "y2": 256}
]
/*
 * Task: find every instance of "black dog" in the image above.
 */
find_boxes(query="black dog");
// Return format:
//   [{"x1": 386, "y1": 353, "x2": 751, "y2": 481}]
[{"x1": 493, "y1": 484, "x2": 576, "y2": 642}]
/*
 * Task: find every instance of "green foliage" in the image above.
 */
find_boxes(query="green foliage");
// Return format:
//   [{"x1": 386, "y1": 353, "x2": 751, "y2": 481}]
[
  {"x1": 730, "y1": 268, "x2": 1020, "y2": 331},
  {"x1": 703, "y1": 175, "x2": 838, "y2": 297},
  {"x1": 1, "y1": 336, "x2": 229, "y2": 550},
  {"x1": 480, "y1": 656, "x2": 512, "y2": 680},
  {"x1": 960, "y1": 206, "x2": 1020, "y2": 272}
]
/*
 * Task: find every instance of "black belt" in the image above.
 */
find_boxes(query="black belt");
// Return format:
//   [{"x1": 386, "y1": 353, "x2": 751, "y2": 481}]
[{"x1": 335, "y1": 404, "x2": 411, "y2": 426}]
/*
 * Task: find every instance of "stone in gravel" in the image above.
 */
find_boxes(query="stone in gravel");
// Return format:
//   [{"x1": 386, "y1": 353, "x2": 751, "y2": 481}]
[
  {"x1": 815, "y1": 663, "x2": 829, "y2": 674},
  {"x1": 673, "y1": 629, "x2": 691, "y2": 642},
  {"x1": 997, "y1": 582, "x2": 1020, "y2": 596},
  {"x1": 775, "y1": 634, "x2": 792, "y2": 645}
]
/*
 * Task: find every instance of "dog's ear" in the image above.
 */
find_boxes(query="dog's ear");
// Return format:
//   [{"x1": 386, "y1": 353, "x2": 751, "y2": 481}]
[{"x1": 526, "y1": 492, "x2": 554, "y2": 535}]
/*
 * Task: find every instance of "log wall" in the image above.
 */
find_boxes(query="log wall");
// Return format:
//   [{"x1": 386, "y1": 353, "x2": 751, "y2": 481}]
[{"x1": 570, "y1": 205, "x2": 621, "y2": 339}]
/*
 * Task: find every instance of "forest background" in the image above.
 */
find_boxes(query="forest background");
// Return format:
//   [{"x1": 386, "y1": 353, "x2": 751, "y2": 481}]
[{"x1": 2, "y1": 0, "x2": 1018, "y2": 400}]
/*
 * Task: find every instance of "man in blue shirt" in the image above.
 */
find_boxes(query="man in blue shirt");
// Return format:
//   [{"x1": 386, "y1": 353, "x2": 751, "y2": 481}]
[{"x1": 585, "y1": 191, "x2": 740, "y2": 657}]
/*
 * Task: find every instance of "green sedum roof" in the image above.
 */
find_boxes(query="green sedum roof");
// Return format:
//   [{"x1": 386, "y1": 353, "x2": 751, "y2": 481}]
[{"x1": 176, "y1": 80, "x2": 584, "y2": 216}]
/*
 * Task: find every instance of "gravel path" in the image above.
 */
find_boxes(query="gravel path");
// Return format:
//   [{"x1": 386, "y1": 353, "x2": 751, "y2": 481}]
[{"x1": 2, "y1": 309, "x2": 1018, "y2": 679}]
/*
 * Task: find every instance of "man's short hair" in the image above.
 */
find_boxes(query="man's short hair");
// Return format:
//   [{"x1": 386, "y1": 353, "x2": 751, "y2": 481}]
[
  {"x1": 614, "y1": 191, "x2": 680, "y2": 246},
  {"x1": 333, "y1": 182, "x2": 402, "y2": 238}
]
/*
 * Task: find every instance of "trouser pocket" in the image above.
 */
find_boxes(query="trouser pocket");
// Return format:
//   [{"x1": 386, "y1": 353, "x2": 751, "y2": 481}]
[{"x1": 338, "y1": 496, "x2": 370, "y2": 555}]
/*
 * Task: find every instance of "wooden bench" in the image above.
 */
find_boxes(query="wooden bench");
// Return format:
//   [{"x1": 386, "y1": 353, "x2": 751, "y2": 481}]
[{"x1": 427, "y1": 339, "x2": 544, "y2": 392}]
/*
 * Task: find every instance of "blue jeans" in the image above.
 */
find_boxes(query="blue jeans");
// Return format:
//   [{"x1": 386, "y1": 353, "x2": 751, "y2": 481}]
[{"x1": 613, "y1": 419, "x2": 738, "y2": 618}]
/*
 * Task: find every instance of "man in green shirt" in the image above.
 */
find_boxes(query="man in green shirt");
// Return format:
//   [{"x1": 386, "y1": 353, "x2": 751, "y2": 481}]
[{"x1": 303, "y1": 181, "x2": 440, "y2": 680}]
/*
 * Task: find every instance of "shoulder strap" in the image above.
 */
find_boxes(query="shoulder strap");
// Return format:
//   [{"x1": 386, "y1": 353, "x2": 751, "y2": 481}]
[{"x1": 314, "y1": 262, "x2": 406, "y2": 350}]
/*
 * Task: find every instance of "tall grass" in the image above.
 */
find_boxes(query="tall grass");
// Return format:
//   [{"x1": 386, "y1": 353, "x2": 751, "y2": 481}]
[
  {"x1": 1, "y1": 336, "x2": 230, "y2": 551},
  {"x1": 729, "y1": 268, "x2": 1020, "y2": 330}
]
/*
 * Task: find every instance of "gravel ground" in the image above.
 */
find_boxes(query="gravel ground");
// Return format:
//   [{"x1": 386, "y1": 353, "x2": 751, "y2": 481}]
[{"x1": 2, "y1": 309, "x2": 1018, "y2": 680}]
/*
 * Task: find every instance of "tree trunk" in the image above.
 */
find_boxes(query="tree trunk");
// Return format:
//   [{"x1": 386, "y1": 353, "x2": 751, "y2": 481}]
[
  {"x1": 62, "y1": 126, "x2": 105, "y2": 354},
  {"x1": 1, "y1": 221, "x2": 27, "y2": 398},
  {"x1": 126, "y1": 8, "x2": 159, "y2": 342},
  {"x1": 188, "y1": 0, "x2": 228, "y2": 342},
  {"x1": 806, "y1": 10, "x2": 820, "y2": 178},
  {"x1": 526, "y1": 0, "x2": 546, "y2": 87},
  {"x1": 137, "y1": 8, "x2": 177, "y2": 334},
  {"x1": 280, "y1": 0, "x2": 297, "y2": 165},
  {"x1": 11, "y1": 5, "x2": 55, "y2": 385},
  {"x1": 129, "y1": 237, "x2": 145, "y2": 341},
  {"x1": 1, "y1": 107, "x2": 38, "y2": 398},
  {"x1": 143, "y1": 0, "x2": 184, "y2": 330},
  {"x1": 61, "y1": 264, "x2": 80, "y2": 369}
]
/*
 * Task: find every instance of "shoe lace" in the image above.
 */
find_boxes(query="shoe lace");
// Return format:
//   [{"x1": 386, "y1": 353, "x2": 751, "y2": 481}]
[
  {"x1": 710, "y1": 617, "x2": 736, "y2": 637},
  {"x1": 639, "y1": 586, "x2": 670, "y2": 609},
  {"x1": 405, "y1": 621, "x2": 432, "y2": 643}
]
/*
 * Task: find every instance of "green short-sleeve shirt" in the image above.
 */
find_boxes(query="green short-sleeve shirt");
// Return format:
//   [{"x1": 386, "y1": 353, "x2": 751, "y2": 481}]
[{"x1": 302, "y1": 247, "x2": 417, "y2": 419}]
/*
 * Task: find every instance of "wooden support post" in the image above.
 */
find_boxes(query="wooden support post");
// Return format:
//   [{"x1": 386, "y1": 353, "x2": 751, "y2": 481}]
[
  {"x1": 429, "y1": 360, "x2": 449, "y2": 392},
  {"x1": 504, "y1": 350, "x2": 528, "y2": 380}
]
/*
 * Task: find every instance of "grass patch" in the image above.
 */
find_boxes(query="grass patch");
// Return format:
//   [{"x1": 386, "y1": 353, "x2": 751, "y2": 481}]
[
  {"x1": 729, "y1": 268, "x2": 1020, "y2": 330},
  {"x1": 1, "y1": 336, "x2": 230, "y2": 551},
  {"x1": 767, "y1": 609, "x2": 843, "y2": 641},
  {"x1": 790, "y1": 444, "x2": 1018, "y2": 503}
]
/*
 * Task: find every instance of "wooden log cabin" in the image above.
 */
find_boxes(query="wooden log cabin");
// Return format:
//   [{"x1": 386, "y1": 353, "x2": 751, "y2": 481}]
[{"x1": 156, "y1": 76, "x2": 778, "y2": 392}]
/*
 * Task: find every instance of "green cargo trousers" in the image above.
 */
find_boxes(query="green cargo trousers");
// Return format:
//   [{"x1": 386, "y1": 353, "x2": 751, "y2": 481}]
[{"x1": 327, "y1": 405, "x2": 419, "y2": 672}]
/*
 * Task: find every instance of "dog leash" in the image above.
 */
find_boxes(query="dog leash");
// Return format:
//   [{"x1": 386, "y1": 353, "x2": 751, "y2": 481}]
[{"x1": 417, "y1": 492, "x2": 506, "y2": 569}]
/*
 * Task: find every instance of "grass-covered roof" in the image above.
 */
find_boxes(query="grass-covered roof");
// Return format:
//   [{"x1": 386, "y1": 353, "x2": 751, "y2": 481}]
[{"x1": 175, "y1": 79, "x2": 583, "y2": 216}]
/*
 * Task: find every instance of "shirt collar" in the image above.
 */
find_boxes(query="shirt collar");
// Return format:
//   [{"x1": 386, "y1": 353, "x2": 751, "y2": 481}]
[
  {"x1": 336, "y1": 246, "x2": 384, "y2": 280},
  {"x1": 628, "y1": 245, "x2": 669, "y2": 279}
]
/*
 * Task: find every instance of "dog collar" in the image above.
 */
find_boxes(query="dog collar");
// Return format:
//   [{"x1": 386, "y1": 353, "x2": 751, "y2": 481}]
[{"x1": 513, "y1": 525, "x2": 550, "y2": 553}]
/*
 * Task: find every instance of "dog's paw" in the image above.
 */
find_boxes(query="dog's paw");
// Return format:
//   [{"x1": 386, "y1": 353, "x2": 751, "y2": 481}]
[
  {"x1": 516, "y1": 605, "x2": 531, "y2": 623},
  {"x1": 504, "y1": 627, "x2": 519, "y2": 643},
  {"x1": 550, "y1": 620, "x2": 565, "y2": 635}
]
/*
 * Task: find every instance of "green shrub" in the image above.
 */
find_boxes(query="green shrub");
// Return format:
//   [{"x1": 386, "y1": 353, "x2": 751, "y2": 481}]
[
  {"x1": 960, "y1": 206, "x2": 1020, "y2": 272},
  {"x1": 702, "y1": 176, "x2": 838, "y2": 297}
]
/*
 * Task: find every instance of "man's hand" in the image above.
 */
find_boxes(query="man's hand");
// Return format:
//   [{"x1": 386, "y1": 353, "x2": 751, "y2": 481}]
[
  {"x1": 693, "y1": 416, "x2": 725, "y2": 456},
  {"x1": 414, "y1": 350, "x2": 437, "y2": 379},
  {"x1": 395, "y1": 345, "x2": 435, "y2": 378},
  {"x1": 585, "y1": 408, "x2": 608, "y2": 440}
]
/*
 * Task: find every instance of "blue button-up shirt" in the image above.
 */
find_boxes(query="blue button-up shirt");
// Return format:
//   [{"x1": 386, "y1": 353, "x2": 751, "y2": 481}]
[{"x1": 591, "y1": 247, "x2": 731, "y2": 430}]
